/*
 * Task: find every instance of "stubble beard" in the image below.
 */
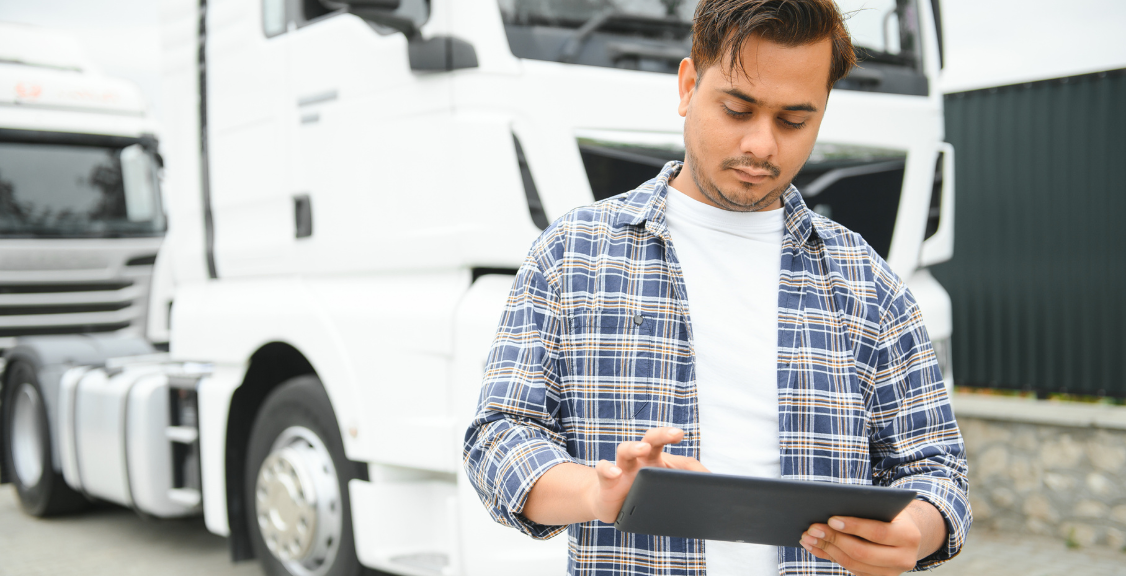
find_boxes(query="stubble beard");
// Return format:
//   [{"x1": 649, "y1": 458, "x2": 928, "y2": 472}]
[{"x1": 683, "y1": 143, "x2": 792, "y2": 213}]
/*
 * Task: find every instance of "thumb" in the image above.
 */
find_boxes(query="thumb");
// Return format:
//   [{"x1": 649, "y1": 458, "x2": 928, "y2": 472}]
[{"x1": 595, "y1": 459, "x2": 624, "y2": 491}]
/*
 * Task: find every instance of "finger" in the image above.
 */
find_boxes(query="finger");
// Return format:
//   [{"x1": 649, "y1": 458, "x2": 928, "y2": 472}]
[
  {"x1": 663, "y1": 454, "x2": 710, "y2": 473},
  {"x1": 803, "y1": 536, "x2": 878, "y2": 576},
  {"x1": 592, "y1": 460, "x2": 631, "y2": 524},
  {"x1": 640, "y1": 427, "x2": 684, "y2": 451},
  {"x1": 799, "y1": 539, "x2": 832, "y2": 562},
  {"x1": 810, "y1": 535, "x2": 911, "y2": 576},
  {"x1": 594, "y1": 459, "x2": 623, "y2": 486},
  {"x1": 615, "y1": 441, "x2": 652, "y2": 473},
  {"x1": 808, "y1": 527, "x2": 901, "y2": 571},
  {"x1": 594, "y1": 460, "x2": 628, "y2": 496},
  {"x1": 636, "y1": 428, "x2": 684, "y2": 467},
  {"x1": 824, "y1": 515, "x2": 911, "y2": 548},
  {"x1": 803, "y1": 528, "x2": 913, "y2": 575}
]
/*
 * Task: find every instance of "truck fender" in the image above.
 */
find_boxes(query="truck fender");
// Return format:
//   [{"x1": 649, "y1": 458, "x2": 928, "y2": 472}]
[{"x1": 213, "y1": 341, "x2": 372, "y2": 564}]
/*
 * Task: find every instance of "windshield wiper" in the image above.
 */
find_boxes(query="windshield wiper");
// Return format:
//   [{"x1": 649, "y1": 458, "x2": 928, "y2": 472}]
[
  {"x1": 856, "y1": 47, "x2": 917, "y2": 67},
  {"x1": 559, "y1": 11, "x2": 688, "y2": 63},
  {"x1": 560, "y1": 10, "x2": 613, "y2": 63}
]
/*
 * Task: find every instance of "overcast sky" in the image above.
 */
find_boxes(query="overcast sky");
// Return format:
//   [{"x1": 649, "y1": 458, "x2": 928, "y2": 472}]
[
  {"x1": 938, "y1": 0, "x2": 1126, "y2": 92},
  {"x1": 2, "y1": 0, "x2": 1125, "y2": 120}
]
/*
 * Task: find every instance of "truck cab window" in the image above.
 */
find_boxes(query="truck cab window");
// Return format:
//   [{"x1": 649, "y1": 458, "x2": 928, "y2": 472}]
[
  {"x1": 265, "y1": 0, "x2": 430, "y2": 37},
  {"x1": 839, "y1": 0, "x2": 922, "y2": 65},
  {"x1": 835, "y1": 0, "x2": 928, "y2": 95},
  {"x1": 262, "y1": 0, "x2": 344, "y2": 37},
  {"x1": 498, "y1": 0, "x2": 694, "y2": 74},
  {"x1": 0, "y1": 137, "x2": 165, "y2": 239},
  {"x1": 263, "y1": 0, "x2": 286, "y2": 36},
  {"x1": 498, "y1": 0, "x2": 929, "y2": 94}
]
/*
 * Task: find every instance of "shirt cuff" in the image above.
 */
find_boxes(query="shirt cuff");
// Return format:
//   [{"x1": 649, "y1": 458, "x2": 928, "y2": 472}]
[
  {"x1": 494, "y1": 437, "x2": 575, "y2": 539},
  {"x1": 889, "y1": 475, "x2": 972, "y2": 570}
]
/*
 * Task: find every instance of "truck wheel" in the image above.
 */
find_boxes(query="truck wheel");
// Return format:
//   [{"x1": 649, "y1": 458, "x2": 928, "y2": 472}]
[
  {"x1": 245, "y1": 375, "x2": 362, "y2": 576},
  {"x1": 1, "y1": 361, "x2": 88, "y2": 516}
]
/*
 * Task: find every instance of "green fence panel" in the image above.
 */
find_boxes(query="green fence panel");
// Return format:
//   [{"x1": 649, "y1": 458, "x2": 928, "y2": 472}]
[{"x1": 933, "y1": 69, "x2": 1126, "y2": 398}]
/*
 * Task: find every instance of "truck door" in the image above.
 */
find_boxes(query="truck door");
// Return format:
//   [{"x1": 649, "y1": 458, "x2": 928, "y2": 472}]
[
  {"x1": 281, "y1": 1, "x2": 452, "y2": 276},
  {"x1": 205, "y1": 0, "x2": 293, "y2": 277},
  {"x1": 208, "y1": 0, "x2": 448, "y2": 278}
]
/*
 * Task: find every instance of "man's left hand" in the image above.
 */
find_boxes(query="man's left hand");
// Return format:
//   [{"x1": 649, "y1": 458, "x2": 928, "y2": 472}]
[{"x1": 800, "y1": 500, "x2": 946, "y2": 576}]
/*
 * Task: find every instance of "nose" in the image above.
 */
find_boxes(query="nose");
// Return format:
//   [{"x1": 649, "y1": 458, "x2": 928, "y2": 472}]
[{"x1": 739, "y1": 116, "x2": 778, "y2": 160}]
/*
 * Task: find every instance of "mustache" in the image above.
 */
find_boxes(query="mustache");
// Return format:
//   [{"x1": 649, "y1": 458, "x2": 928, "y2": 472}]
[{"x1": 720, "y1": 156, "x2": 781, "y2": 178}]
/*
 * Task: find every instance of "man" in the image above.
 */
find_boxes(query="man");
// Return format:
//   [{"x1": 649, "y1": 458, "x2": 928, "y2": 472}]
[{"x1": 464, "y1": 1, "x2": 970, "y2": 574}]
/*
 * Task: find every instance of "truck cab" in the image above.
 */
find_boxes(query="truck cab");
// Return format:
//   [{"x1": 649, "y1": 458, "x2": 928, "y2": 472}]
[{"x1": 0, "y1": 23, "x2": 166, "y2": 349}]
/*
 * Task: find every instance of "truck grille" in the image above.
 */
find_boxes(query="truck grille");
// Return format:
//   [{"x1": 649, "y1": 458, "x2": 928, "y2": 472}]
[
  {"x1": 0, "y1": 280, "x2": 142, "y2": 338},
  {"x1": 0, "y1": 281, "x2": 134, "y2": 294}
]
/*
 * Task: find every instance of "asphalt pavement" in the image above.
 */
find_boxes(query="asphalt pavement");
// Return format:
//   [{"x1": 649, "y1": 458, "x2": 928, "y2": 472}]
[
  {"x1": 0, "y1": 487, "x2": 258, "y2": 576},
  {"x1": 1, "y1": 487, "x2": 1124, "y2": 575}
]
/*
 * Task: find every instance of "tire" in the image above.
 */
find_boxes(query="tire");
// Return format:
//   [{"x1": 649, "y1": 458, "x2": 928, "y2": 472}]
[
  {"x1": 245, "y1": 375, "x2": 363, "y2": 576},
  {"x1": 1, "y1": 361, "x2": 88, "y2": 516}
]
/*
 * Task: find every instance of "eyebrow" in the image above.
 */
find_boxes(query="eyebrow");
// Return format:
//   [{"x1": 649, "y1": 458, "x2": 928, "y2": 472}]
[{"x1": 721, "y1": 88, "x2": 819, "y2": 113}]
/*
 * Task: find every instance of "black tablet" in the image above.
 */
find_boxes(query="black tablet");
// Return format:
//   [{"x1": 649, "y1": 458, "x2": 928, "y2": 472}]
[{"x1": 614, "y1": 468, "x2": 917, "y2": 546}]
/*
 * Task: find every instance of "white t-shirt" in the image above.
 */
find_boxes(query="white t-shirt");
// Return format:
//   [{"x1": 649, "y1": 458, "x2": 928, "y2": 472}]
[{"x1": 664, "y1": 185, "x2": 784, "y2": 576}]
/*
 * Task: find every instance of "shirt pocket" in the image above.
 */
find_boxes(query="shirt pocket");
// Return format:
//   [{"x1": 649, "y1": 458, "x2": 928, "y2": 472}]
[{"x1": 564, "y1": 309, "x2": 653, "y2": 422}]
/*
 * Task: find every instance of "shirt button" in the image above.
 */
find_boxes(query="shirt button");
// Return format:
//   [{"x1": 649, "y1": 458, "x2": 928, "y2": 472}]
[{"x1": 633, "y1": 313, "x2": 644, "y2": 326}]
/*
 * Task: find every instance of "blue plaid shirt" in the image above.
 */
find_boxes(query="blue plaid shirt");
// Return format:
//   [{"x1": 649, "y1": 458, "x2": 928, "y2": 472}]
[{"x1": 464, "y1": 162, "x2": 970, "y2": 575}]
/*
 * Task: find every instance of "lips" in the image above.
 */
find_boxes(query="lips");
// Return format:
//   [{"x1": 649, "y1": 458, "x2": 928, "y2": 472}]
[{"x1": 731, "y1": 167, "x2": 772, "y2": 183}]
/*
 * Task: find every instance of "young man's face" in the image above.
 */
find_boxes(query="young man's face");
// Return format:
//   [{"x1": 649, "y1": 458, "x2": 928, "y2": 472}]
[{"x1": 672, "y1": 35, "x2": 832, "y2": 212}]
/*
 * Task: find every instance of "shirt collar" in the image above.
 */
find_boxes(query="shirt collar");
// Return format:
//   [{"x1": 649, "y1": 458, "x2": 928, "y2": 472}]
[{"x1": 615, "y1": 160, "x2": 816, "y2": 247}]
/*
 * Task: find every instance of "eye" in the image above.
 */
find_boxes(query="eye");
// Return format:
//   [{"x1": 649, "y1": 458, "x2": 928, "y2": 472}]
[
  {"x1": 779, "y1": 118, "x2": 807, "y2": 129},
  {"x1": 722, "y1": 104, "x2": 749, "y2": 118}
]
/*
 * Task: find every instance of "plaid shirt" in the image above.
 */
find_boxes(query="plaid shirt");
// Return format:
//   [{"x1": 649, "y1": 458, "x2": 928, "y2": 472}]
[{"x1": 464, "y1": 162, "x2": 970, "y2": 575}]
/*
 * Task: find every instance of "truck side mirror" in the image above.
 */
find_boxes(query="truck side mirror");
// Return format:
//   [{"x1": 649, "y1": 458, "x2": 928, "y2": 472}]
[
  {"x1": 408, "y1": 36, "x2": 479, "y2": 71},
  {"x1": 325, "y1": 0, "x2": 479, "y2": 71}
]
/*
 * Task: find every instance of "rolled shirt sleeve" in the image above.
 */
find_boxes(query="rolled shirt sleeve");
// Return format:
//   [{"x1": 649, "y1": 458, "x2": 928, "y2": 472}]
[
  {"x1": 463, "y1": 253, "x2": 574, "y2": 539},
  {"x1": 868, "y1": 284, "x2": 972, "y2": 570}
]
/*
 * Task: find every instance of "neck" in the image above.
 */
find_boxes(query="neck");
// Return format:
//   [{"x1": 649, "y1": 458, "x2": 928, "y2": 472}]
[{"x1": 668, "y1": 162, "x2": 716, "y2": 208}]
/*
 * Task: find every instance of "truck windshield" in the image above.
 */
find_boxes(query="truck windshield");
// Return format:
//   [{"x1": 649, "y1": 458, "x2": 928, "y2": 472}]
[
  {"x1": 0, "y1": 138, "x2": 164, "y2": 238},
  {"x1": 835, "y1": 0, "x2": 925, "y2": 80},
  {"x1": 498, "y1": 0, "x2": 926, "y2": 93}
]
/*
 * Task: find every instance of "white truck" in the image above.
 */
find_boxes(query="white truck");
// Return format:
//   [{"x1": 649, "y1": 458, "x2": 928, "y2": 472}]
[
  {"x1": 1, "y1": 1, "x2": 954, "y2": 576},
  {"x1": 0, "y1": 21, "x2": 167, "y2": 511},
  {"x1": 0, "y1": 23, "x2": 166, "y2": 348}
]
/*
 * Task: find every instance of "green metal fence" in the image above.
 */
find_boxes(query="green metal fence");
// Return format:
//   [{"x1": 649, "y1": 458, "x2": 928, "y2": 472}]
[{"x1": 933, "y1": 68, "x2": 1126, "y2": 398}]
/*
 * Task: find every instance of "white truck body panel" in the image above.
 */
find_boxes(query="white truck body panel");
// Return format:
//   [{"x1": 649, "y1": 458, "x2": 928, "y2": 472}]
[
  {"x1": 451, "y1": 274, "x2": 571, "y2": 576},
  {"x1": 197, "y1": 365, "x2": 245, "y2": 536}
]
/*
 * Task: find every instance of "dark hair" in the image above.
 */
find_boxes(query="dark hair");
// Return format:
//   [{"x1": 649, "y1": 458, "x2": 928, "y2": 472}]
[{"x1": 691, "y1": 0, "x2": 856, "y2": 89}]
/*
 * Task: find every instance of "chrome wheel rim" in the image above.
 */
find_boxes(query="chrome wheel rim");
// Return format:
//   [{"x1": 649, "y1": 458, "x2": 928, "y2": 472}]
[
  {"x1": 11, "y1": 383, "x2": 45, "y2": 487},
  {"x1": 255, "y1": 426, "x2": 342, "y2": 576}
]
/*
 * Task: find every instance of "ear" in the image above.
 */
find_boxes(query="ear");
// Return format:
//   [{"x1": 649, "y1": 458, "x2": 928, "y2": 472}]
[{"x1": 677, "y1": 58, "x2": 698, "y2": 117}]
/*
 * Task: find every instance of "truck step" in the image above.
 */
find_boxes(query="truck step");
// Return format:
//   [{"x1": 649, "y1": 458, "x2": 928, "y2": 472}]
[
  {"x1": 388, "y1": 552, "x2": 450, "y2": 575},
  {"x1": 165, "y1": 426, "x2": 199, "y2": 444},
  {"x1": 167, "y1": 488, "x2": 201, "y2": 508}
]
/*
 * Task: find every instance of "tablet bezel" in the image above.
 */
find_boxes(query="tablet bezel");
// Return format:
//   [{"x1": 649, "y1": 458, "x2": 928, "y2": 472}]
[{"x1": 613, "y1": 468, "x2": 917, "y2": 546}]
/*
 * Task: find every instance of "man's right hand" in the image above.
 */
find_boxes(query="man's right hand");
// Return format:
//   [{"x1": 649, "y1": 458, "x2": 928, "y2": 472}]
[
  {"x1": 590, "y1": 427, "x2": 709, "y2": 522},
  {"x1": 522, "y1": 427, "x2": 709, "y2": 526}
]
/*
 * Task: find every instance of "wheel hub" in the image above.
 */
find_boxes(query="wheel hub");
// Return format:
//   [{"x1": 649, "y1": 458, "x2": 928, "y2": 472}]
[
  {"x1": 257, "y1": 449, "x2": 318, "y2": 560},
  {"x1": 254, "y1": 426, "x2": 342, "y2": 576},
  {"x1": 11, "y1": 383, "x2": 45, "y2": 487}
]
